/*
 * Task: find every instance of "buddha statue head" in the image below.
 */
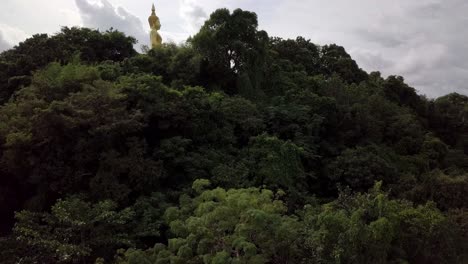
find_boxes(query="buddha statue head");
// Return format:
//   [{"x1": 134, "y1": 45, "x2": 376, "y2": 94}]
[{"x1": 148, "y1": 4, "x2": 161, "y2": 30}]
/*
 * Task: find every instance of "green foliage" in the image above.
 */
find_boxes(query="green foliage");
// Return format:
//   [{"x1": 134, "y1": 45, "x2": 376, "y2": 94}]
[
  {"x1": 0, "y1": 7, "x2": 466, "y2": 264},
  {"x1": 245, "y1": 134, "x2": 309, "y2": 205},
  {"x1": 0, "y1": 27, "x2": 136, "y2": 104},
  {"x1": 429, "y1": 93, "x2": 468, "y2": 159},
  {"x1": 383, "y1": 75, "x2": 426, "y2": 113},
  {"x1": 118, "y1": 181, "x2": 301, "y2": 264},
  {"x1": 327, "y1": 145, "x2": 397, "y2": 191},
  {"x1": 118, "y1": 182, "x2": 465, "y2": 264},
  {"x1": 320, "y1": 44, "x2": 368, "y2": 84},
  {"x1": 191, "y1": 8, "x2": 268, "y2": 94},
  {"x1": 270, "y1": 36, "x2": 320, "y2": 76},
  {"x1": 0, "y1": 62, "x2": 146, "y2": 232},
  {"x1": 301, "y1": 183, "x2": 462, "y2": 264},
  {"x1": 13, "y1": 197, "x2": 134, "y2": 263},
  {"x1": 403, "y1": 171, "x2": 468, "y2": 210}
]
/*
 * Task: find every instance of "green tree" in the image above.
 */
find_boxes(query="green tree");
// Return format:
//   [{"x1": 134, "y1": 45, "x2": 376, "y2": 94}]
[
  {"x1": 0, "y1": 27, "x2": 136, "y2": 104},
  {"x1": 245, "y1": 134, "x2": 310, "y2": 206},
  {"x1": 0, "y1": 62, "x2": 144, "y2": 229},
  {"x1": 301, "y1": 183, "x2": 463, "y2": 264},
  {"x1": 327, "y1": 145, "x2": 397, "y2": 191},
  {"x1": 191, "y1": 8, "x2": 268, "y2": 94},
  {"x1": 269, "y1": 36, "x2": 320, "y2": 76},
  {"x1": 320, "y1": 44, "x2": 368, "y2": 84},
  {"x1": 429, "y1": 93, "x2": 468, "y2": 155},
  {"x1": 13, "y1": 197, "x2": 134, "y2": 263},
  {"x1": 383, "y1": 75, "x2": 426, "y2": 114},
  {"x1": 118, "y1": 180, "x2": 302, "y2": 264}
]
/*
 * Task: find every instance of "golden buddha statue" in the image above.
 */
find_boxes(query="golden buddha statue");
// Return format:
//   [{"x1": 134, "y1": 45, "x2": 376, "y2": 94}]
[{"x1": 148, "y1": 3, "x2": 162, "y2": 48}]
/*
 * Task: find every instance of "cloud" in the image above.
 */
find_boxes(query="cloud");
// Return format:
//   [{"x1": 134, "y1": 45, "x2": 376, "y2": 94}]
[
  {"x1": 268, "y1": 0, "x2": 468, "y2": 97},
  {"x1": 355, "y1": 28, "x2": 407, "y2": 48},
  {"x1": 75, "y1": 0, "x2": 148, "y2": 49},
  {"x1": 0, "y1": 32, "x2": 10, "y2": 52},
  {"x1": 177, "y1": 0, "x2": 279, "y2": 36},
  {"x1": 352, "y1": 49, "x2": 393, "y2": 71},
  {"x1": 0, "y1": 23, "x2": 29, "y2": 52},
  {"x1": 180, "y1": 0, "x2": 208, "y2": 34},
  {"x1": 2, "y1": 0, "x2": 467, "y2": 97},
  {"x1": 352, "y1": 1, "x2": 468, "y2": 97}
]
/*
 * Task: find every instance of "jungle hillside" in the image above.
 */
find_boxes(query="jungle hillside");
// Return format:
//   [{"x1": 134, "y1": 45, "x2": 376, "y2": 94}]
[{"x1": 0, "y1": 8, "x2": 467, "y2": 264}]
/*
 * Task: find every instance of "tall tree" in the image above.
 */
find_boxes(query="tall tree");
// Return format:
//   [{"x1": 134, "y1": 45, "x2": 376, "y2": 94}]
[{"x1": 191, "y1": 8, "x2": 268, "y2": 94}]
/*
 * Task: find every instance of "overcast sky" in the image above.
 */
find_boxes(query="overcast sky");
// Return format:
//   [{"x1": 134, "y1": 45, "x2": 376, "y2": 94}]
[{"x1": 0, "y1": 0, "x2": 466, "y2": 98}]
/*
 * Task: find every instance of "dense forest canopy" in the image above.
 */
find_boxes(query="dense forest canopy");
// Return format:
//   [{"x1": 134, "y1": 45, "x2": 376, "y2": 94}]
[{"x1": 0, "y1": 8, "x2": 467, "y2": 264}]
